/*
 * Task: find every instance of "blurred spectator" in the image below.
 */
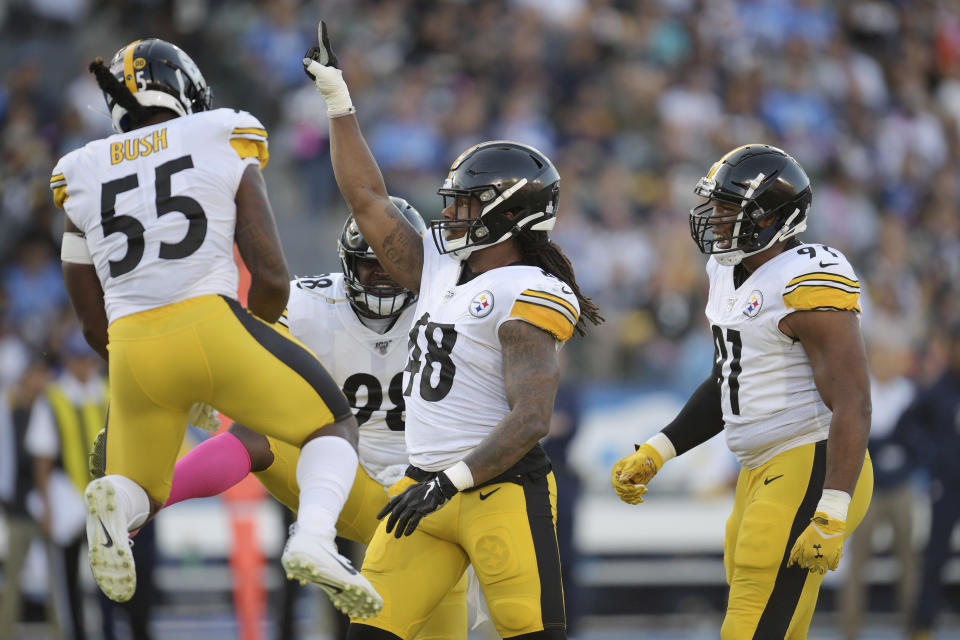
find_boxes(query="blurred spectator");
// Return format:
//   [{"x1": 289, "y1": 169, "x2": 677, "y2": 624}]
[
  {"x1": 25, "y1": 331, "x2": 108, "y2": 640},
  {"x1": 1, "y1": 230, "x2": 68, "y2": 344},
  {"x1": 901, "y1": 323, "x2": 960, "y2": 639},
  {"x1": 841, "y1": 340, "x2": 918, "y2": 640},
  {"x1": 0, "y1": 354, "x2": 56, "y2": 639}
]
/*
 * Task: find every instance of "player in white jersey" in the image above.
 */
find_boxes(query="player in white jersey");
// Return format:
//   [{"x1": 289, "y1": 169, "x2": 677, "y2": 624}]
[
  {"x1": 611, "y1": 144, "x2": 874, "y2": 638},
  {"x1": 106, "y1": 201, "x2": 469, "y2": 638},
  {"x1": 302, "y1": 22, "x2": 603, "y2": 640},
  {"x1": 51, "y1": 38, "x2": 381, "y2": 617}
]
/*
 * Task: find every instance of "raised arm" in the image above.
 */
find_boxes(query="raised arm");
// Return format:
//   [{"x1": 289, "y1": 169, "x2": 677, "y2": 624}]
[
  {"x1": 61, "y1": 216, "x2": 109, "y2": 361},
  {"x1": 234, "y1": 164, "x2": 290, "y2": 322},
  {"x1": 302, "y1": 22, "x2": 422, "y2": 292}
]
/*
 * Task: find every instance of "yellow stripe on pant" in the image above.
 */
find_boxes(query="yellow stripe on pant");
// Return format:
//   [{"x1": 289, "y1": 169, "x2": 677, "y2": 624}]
[
  {"x1": 105, "y1": 294, "x2": 349, "y2": 505},
  {"x1": 357, "y1": 470, "x2": 565, "y2": 639},
  {"x1": 721, "y1": 441, "x2": 873, "y2": 639}
]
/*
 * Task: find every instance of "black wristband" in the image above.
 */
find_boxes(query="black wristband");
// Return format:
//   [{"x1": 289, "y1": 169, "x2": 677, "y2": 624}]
[
  {"x1": 437, "y1": 472, "x2": 459, "y2": 500},
  {"x1": 661, "y1": 374, "x2": 725, "y2": 456}
]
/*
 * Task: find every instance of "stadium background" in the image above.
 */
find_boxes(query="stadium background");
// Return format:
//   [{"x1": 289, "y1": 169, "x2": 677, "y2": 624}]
[{"x1": 1, "y1": 0, "x2": 959, "y2": 638}]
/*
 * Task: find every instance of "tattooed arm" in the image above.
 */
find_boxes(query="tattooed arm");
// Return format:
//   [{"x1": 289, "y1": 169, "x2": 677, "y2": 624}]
[
  {"x1": 462, "y1": 320, "x2": 560, "y2": 484},
  {"x1": 234, "y1": 164, "x2": 290, "y2": 322},
  {"x1": 328, "y1": 115, "x2": 423, "y2": 292}
]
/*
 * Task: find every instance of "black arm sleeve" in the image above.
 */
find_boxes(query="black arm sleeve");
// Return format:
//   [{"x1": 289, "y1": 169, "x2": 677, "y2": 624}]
[{"x1": 660, "y1": 374, "x2": 725, "y2": 456}]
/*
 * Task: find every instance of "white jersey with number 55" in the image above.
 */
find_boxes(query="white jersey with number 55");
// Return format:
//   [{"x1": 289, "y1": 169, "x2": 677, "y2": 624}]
[
  {"x1": 50, "y1": 108, "x2": 269, "y2": 323},
  {"x1": 705, "y1": 242, "x2": 862, "y2": 469}
]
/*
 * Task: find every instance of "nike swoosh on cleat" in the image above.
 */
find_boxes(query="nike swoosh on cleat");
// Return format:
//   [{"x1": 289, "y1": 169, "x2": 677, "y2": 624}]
[
  {"x1": 324, "y1": 548, "x2": 359, "y2": 575},
  {"x1": 316, "y1": 581, "x2": 344, "y2": 594},
  {"x1": 478, "y1": 488, "x2": 500, "y2": 500},
  {"x1": 99, "y1": 517, "x2": 114, "y2": 548},
  {"x1": 764, "y1": 474, "x2": 784, "y2": 485}
]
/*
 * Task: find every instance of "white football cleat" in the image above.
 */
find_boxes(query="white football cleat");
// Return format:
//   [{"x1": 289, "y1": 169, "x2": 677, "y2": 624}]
[
  {"x1": 84, "y1": 477, "x2": 136, "y2": 602},
  {"x1": 281, "y1": 524, "x2": 383, "y2": 619}
]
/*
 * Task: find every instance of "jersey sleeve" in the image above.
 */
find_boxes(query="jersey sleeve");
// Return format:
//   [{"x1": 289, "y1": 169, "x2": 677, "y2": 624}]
[
  {"x1": 782, "y1": 253, "x2": 861, "y2": 313},
  {"x1": 505, "y1": 276, "x2": 581, "y2": 342},
  {"x1": 49, "y1": 154, "x2": 73, "y2": 210},
  {"x1": 228, "y1": 110, "x2": 269, "y2": 170}
]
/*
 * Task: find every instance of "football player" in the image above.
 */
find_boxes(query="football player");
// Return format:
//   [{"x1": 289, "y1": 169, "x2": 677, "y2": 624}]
[
  {"x1": 106, "y1": 201, "x2": 470, "y2": 638},
  {"x1": 51, "y1": 38, "x2": 381, "y2": 617},
  {"x1": 611, "y1": 144, "x2": 874, "y2": 638},
  {"x1": 302, "y1": 22, "x2": 604, "y2": 640}
]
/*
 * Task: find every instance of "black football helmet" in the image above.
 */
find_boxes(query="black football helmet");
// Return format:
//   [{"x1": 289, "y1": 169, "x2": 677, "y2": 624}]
[
  {"x1": 104, "y1": 39, "x2": 213, "y2": 133},
  {"x1": 339, "y1": 197, "x2": 426, "y2": 319},
  {"x1": 433, "y1": 140, "x2": 560, "y2": 259},
  {"x1": 690, "y1": 144, "x2": 811, "y2": 266}
]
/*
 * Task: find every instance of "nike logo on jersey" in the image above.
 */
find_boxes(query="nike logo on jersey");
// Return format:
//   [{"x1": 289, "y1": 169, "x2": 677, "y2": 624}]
[
  {"x1": 819, "y1": 261, "x2": 838, "y2": 268},
  {"x1": 478, "y1": 488, "x2": 500, "y2": 500},
  {"x1": 324, "y1": 548, "x2": 358, "y2": 575},
  {"x1": 764, "y1": 474, "x2": 784, "y2": 485},
  {"x1": 99, "y1": 518, "x2": 114, "y2": 548}
]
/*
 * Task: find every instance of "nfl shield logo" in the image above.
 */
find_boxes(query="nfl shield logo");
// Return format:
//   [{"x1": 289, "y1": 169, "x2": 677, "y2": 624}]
[
  {"x1": 374, "y1": 340, "x2": 391, "y2": 354},
  {"x1": 470, "y1": 291, "x2": 494, "y2": 318}
]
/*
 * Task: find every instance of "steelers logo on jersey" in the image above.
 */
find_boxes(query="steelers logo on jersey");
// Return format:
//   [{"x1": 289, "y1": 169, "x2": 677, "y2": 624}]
[
  {"x1": 470, "y1": 291, "x2": 494, "y2": 318},
  {"x1": 743, "y1": 290, "x2": 763, "y2": 318}
]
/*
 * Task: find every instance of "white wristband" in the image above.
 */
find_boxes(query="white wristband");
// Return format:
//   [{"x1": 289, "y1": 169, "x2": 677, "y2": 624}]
[
  {"x1": 645, "y1": 432, "x2": 677, "y2": 464},
  {"x1": 61, "y1": 231, "x2": 93, "y2": 264},
  {"x1": 816, "y1": 489, "x2": 851, "y2": 521},
  {"x1": 443, "y1": 461, "x2": 474, "y2": 492}
]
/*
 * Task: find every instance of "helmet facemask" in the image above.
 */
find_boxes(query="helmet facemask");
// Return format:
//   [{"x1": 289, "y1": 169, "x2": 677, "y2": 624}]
[
  {"x1": 433, "y1": 178, "x2": 558, "y2": 260},
  {"x1": 690, "y1": 170, "x2": 809, "y2": 267}
]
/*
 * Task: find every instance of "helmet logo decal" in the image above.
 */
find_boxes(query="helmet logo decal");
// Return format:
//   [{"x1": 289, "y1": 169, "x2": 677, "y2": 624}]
[
  {"x1": 743, "y1": 290, "x2": 764, "y2": 318},
  {"x1": 469, "y1": 291, "x2": 494, "y2": 318},
  {"x1": 133, "y1": 57, "x2": 146, "y2": 70}
]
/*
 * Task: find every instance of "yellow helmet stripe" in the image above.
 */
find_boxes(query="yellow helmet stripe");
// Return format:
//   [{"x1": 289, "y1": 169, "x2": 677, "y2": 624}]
[
  {"x1": 123, "y1": 40, "x2": 142, "y2": 95},
  {"x1": 707, "y1": 143, "x2": 764, "y2": 179}
]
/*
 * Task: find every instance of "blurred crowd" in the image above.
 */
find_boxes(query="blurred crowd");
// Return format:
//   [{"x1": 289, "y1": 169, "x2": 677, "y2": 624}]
[{"x1": 1, "y1": 0, "x2": 960, "y2": 637}]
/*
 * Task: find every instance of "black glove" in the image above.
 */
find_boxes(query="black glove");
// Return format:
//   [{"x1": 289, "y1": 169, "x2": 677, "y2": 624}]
[
  {"x1": 377, "y1": 473, "x2": 459, "y2": 538},
  {"x1": 303, "y1": 21, "x2": 341, "y2": 78}
]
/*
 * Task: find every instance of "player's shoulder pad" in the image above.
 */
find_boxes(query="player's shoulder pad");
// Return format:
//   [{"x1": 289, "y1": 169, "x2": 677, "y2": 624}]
[
  {"x1": 780, "y1": 243, "x2": 861, "y2": 313},
  {"x1": 217, "y1": 108, "x2": 269, "y2": 169},
  {"x1": 506, "y1": 268, "x2": 580, "y2": 342}
]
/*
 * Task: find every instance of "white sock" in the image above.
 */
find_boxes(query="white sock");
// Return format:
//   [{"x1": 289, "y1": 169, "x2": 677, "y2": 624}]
[
  {"x1": 295, "y1": 436, "x2": 358, "y2": 538},
  {"x1": 103, "y1": 474, "x2": 151, "y2": 530}
]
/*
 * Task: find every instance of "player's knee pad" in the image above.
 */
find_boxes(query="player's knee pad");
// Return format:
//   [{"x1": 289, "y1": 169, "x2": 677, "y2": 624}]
[{"x1": 489, "y1": 598, "x2": 540, "y2": 636}]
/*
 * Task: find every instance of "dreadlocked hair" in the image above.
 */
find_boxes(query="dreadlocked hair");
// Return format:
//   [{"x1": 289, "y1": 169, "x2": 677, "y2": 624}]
[
  {"x1": 515, "y1": 229, "x2": 604, "y2": 337},
  {"x1": 89, "y1": 57, "x2": 163, "y2": 129}
]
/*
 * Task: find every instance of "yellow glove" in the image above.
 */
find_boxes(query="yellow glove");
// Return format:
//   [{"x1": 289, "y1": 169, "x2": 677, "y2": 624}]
[
  {"x1": 187, "y1": 402, "x2": 221, "y2": 432},
  {"x1": 787, "y1": 512, "x2": 845, "y2": 574},
  {"x1": 611, "y1": 443, "x2": 664, "y2": 504}
]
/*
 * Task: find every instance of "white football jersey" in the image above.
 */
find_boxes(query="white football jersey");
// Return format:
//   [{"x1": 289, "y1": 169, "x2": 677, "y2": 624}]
[
  {"x1": 404, "y1": 235, "x2": 580, "y2": 471},
  {"x1": 50, "y1": 108, "x2": 269, "y2": 323},
  {"x1": 705, "y1": 242, "x2": 862, "y2": 468},
  {"x1": 282, "y1": 273, "x2": 415, "y2": 485}
]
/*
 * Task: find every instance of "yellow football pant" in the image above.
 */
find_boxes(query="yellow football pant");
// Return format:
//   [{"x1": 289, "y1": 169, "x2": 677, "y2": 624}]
[
  {"x1": 256, "y1": 437, "x2": 468, "y2": 639},
  {"x1": 356, "y1": 471, "x2": 565, "y2": 639},
  {"x1": 722, "y1": 441, "x2": 873, "y2": 639},
  {"x1": 106, "y1": 295, "x2": 350, "y2": 505}
]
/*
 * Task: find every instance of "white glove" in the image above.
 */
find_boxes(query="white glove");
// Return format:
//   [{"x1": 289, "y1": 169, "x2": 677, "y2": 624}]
[
  {"x1": 302, "y1": 21, "x2": 355, "y2": 117},
  {"x1": 187, "y1": 402, "x2": 221, "y2": 432}
]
